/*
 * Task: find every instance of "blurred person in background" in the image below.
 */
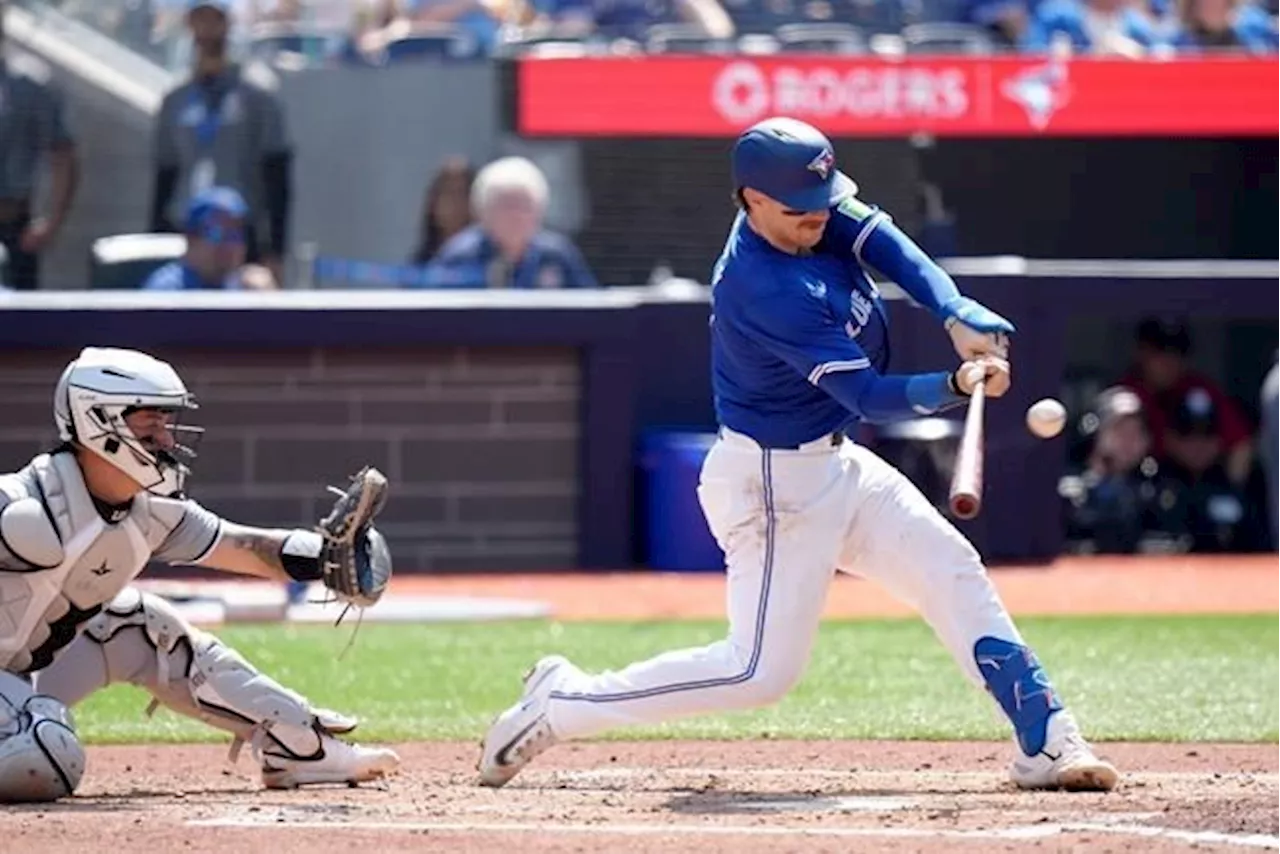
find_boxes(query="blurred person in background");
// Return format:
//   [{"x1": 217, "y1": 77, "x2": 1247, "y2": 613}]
[
  {"x1": 1258, "y1": 357, "x2": 1278, "y2": 548},
  {"x1": 142, "y1": 186, "x2": 278, "y2": 290},
  {"x1": 258, "y1": 0, "x2": 362, "y2": 28},
  {"x1": 1167, "y1": 0, "x2": 1278, "y2": 51},
  {"x1": 965, "y1": 0, "x2": 1033, "y2": 47},
  {"x1": 1061, "y1": 386, "x2": 1164, "y2": 554},
  {"x1": 151, "y1": 0, "x2": 293, "y2": 283},
  {"x1": 1119, "y1": 318, "x2": 1254, "y2": 486},
  {"x1": 411, "y1": 157, "x2": 475, "y2": 265},
  {"x1": 353, "y1": 0, "x2": 502, "y2": 55},
  {"x1": 422, "y1": 156, "x2": 598, "y2": 289},
  {"x1": 0, "y1": 3, "x2": 80, "y2": 291},
  {"x1": 524, "y1": 0, "x2": 734, "y2": 42},
  {"x1": 1155, "y1": 387, "x2": 1270, "y2": 553},
  {"x1": 1020, "y1": 0, "x2": 1159, "y2": 54}
]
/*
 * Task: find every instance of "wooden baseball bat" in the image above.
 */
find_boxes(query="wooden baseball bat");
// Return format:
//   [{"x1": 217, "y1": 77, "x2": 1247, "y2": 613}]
[{"x1": 948, "y1": 375, "x2": 986, "y2": 520}]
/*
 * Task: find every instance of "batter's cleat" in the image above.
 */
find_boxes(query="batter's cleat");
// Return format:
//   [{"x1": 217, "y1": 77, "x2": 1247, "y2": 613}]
[
  {"x1": 477, "y1": 655, "x2": 569, "y2": 788},
  {"x1": 1009, "y1": 711, "x2": 1119, "y2": 792},
  {"x1": 260, "y1": 731, "x2": 401, "y2": 790}
]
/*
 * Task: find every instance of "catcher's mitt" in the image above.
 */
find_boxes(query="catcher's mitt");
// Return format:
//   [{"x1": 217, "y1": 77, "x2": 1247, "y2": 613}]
[{"x1": 316, "y1": 466, "x2": 392, "y2": 609}]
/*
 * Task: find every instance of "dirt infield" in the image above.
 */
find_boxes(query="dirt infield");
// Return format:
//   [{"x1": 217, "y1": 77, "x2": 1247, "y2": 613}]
[
  {"x1": 5, "y1": 742, "x2": 1276, "y2": 853},
  {"x1": 5, "y1": 556, "x2": 1278, "y2": 852}
]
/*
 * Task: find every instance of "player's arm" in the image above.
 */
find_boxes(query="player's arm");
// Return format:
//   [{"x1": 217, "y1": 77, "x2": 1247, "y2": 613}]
[
  {"x1": 822, "y1": 198, "x2": 1015, "y2": 359},
  {"x1": 743, "y1": 283, "x2": 1007, "y2": 423},
  {"x1": 151, "y1": 498, "x2": 320, "y2": 585},
  {"x1": 199, "y1": 523, "x2": 308, "y2": 584}
]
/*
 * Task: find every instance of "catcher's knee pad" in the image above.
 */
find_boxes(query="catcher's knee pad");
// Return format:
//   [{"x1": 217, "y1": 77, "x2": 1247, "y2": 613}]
[
  {"x1": 0, "y1": 671, "x2": 85, "y2": 802},
  {"x1": 86, "y1": 589, "x2": 322, "y2": 758}
]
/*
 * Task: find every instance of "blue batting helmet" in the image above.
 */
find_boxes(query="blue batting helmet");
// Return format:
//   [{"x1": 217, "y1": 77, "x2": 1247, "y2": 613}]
[{"x1": 731, "y1": 117, "x2": 857, "y2": 212}]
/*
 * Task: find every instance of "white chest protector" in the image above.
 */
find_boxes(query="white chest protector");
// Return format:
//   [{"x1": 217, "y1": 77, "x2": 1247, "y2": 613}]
[{"x1": 0, "y1": 453, "x2": 197, "y2": 674}]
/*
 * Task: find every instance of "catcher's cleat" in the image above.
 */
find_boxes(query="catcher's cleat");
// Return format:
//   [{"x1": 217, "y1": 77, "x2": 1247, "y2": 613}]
[
  {"x1": 313, "y1": 707, "x2": 359, "y2": 735},
  {"x1": 260, "y1": 731, "x2": 400, "y2": 790},
  {"x1": 1009, "y1": 711, "x2": 1119, "y2": 792},
  {"x1": 477, "y1": 655, "x2": 569, "y2": 788}
]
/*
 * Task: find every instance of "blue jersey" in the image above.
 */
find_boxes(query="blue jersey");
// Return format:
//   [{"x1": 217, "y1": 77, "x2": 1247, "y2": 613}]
[{"x1": 710, "y1": 197, "x2": 963, "y2": 449}]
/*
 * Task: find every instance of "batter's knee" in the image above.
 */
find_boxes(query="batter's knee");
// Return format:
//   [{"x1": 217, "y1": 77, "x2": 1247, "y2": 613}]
[
  {"x1": 0, "y1": 672, "x2": 86, "y2": 802},
  {"x1": 731, "y1": 653, "x2": 808, "y2": 708}
]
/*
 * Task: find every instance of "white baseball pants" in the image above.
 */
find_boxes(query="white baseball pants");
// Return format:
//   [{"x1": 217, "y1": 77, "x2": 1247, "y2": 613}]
[{"x1": 547, "y1": 428, "x2": 1028, "y2": 739}]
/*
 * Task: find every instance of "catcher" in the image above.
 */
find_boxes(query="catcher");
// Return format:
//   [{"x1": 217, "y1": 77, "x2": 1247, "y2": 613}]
[{"x1": 0, "y1": 346, "x2": 397, "y2": 802}]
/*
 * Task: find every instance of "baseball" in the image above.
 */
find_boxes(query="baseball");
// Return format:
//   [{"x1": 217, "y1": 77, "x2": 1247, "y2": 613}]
[{"x1": 1026, "y1": 398, "x2": 1067, "y2": 439}]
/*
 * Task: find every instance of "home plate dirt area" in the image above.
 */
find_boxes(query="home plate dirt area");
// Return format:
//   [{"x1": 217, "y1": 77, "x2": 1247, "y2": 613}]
[{"x1": 3, "y1": 740, "x2": 1276, "y2": 853}]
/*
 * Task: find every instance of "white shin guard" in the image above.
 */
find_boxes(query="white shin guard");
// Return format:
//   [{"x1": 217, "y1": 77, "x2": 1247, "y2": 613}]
[
  {"x1": 0, "y1": 671, "x2": 85, "y2": 802},
  {"x1": 83, "y1": 589, "x2": 328, "y2": 762}
]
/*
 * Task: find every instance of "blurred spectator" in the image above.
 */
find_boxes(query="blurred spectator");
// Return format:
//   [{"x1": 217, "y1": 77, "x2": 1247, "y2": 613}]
[
  {"x1": 1155, "y1": 387, "x2": 1270, "y2": 552},
  {"x1": 406, "y1": 0, "x2": 504, "y2": 48},
  {"x1": 1260, "y1": 357, "x2": 1278, "y2": 548},
  {"x1": 1119, "y1": 318, "x2": 1254, "y2": 486},
  {"x1": 0, "y1": 5, "x2": 80, "y2": 291},
  {"x1": 151, "y1": 0, "x2": 294, "y2": 282},
  {"x1": 352, "y1": 0, "x2": 411, "y2": 53},
  {"x1": 353, "y1": 0, "x2": 502, "y2": 54},
  {"x1": 411, "y1": 157, "x2": 476, "y2": 265},
  {"x1": 142, "y1": 186, "x2": 278, "y2": 290},
  {"x1": 1168, "y1": 0, "x2": 1278, "y2": 52},
  {"x1": 422, "y1": 156, "x2": 599, "y2": 289},
  {"x1": 966, "y1": 0, "x2": 1033, "y2": 47},
  {"x1": 258, "y1": 0, "x2": 361, "y2": 28},
  {"x1": 527, "y1": 0, "x2": 735, "y2": 41},
  {"x1": 1061, "y1": 386, "x2": 1164, "y2": 553},
  {"x1": 1020, "y1": 0, "x2": 1159, "y2": 55}
]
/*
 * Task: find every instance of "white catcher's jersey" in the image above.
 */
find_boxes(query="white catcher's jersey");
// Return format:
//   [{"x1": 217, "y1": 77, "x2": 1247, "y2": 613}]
[{"x1": 0, "y1": 452, "x2": 223, "y2": 674}]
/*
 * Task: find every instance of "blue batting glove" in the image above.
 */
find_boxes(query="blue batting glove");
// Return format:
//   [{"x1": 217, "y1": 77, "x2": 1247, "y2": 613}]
[
  {"x1": 942, "y1": 296, "x2": 1014, "y2": 360},
  {"x1": 941, "y1": 296, "x2": 1016, "y2": 335}
]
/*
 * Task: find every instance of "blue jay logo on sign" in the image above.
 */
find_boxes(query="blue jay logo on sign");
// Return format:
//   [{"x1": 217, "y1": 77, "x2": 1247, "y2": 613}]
[
  {"x1": 807, "y1": 149, "x2": 834, "y2": 180},
  {"x1": 1002, "y1": 60, "x2": 1071, "y2": 131}
]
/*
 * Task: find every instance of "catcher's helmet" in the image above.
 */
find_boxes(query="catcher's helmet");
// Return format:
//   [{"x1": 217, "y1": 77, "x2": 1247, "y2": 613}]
[
  {"x1": 731, "y1": 116, "x2": 857, "y2": 212},
  {"x1": 54, "y1": 347, "x2": 202, "y2": 498}
]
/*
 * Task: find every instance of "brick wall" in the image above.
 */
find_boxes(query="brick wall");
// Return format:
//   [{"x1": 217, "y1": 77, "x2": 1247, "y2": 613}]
[{"x1": 0, "y1": 346, "x2": 581, "y2": 572}]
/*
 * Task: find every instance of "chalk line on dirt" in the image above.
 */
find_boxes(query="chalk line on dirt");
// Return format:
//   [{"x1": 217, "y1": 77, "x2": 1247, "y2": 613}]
[{"x1": 188, "y1": 815, "x2": 1280, "y2": 849}]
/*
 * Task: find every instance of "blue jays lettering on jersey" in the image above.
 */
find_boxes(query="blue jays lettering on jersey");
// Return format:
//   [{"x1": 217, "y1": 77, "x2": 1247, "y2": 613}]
[{"x1": 420, "y1": 224, "x2": 598, "y2": 290}]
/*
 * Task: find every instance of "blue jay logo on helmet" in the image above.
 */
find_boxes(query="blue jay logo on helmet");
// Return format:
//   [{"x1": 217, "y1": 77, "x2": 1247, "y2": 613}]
[{"x1": 807, "y1": 149, "x2": 834, "y2": 180}]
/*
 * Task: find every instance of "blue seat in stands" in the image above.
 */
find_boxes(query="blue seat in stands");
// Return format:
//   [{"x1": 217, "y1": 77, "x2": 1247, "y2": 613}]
[
  {"x1": 383, "y1": 27, "x2": 483, "y2": 61},
  {"x1": 248, "y1": 23, "x2": 346, "y2": 64},
  {"x1": 773, "y1": 21, "x2": 867, "y2": 52},
  {"x1": 901, "y1": 22, "x2": 997, "y2": 53},
  {"x1": 644, "y1": 23, "x2": 738, "y2": 53}
]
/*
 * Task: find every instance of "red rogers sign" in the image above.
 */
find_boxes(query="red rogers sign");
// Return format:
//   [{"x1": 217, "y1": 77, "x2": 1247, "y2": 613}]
[{"x1": 516, "y1": 56, "x2": 1279, "y2": 137}]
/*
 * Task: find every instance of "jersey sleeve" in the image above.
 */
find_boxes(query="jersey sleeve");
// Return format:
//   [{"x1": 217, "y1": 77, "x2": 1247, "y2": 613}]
[
  {"x1": 819, "y1": 196, "x2": 893, "y2": 265},
  {"x1": 822, "y1": 196, "x2": 961, "y2": 317},
  {"x1": 151, "y1": 498, "x2": 224, "y2": 565}
]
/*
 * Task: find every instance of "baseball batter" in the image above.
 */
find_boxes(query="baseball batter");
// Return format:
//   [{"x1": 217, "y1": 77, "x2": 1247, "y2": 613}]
[
  {"x1": 0, "y1": 347, "x2": 399, "y2": 802},
  {"x1": 479, "y1": 117, "x2": 1119, "y2": 792}
]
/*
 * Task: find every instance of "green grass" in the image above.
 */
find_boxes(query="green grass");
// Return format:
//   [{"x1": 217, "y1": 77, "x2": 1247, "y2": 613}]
[{"x1": 74, "y1": 614, "x2": 1278, "y2": 745}]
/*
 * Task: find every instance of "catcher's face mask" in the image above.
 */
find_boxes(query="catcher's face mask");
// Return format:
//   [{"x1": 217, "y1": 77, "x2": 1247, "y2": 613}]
[{"x1": 117, "y1": 405, "x2": 205, "y2": 497}]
